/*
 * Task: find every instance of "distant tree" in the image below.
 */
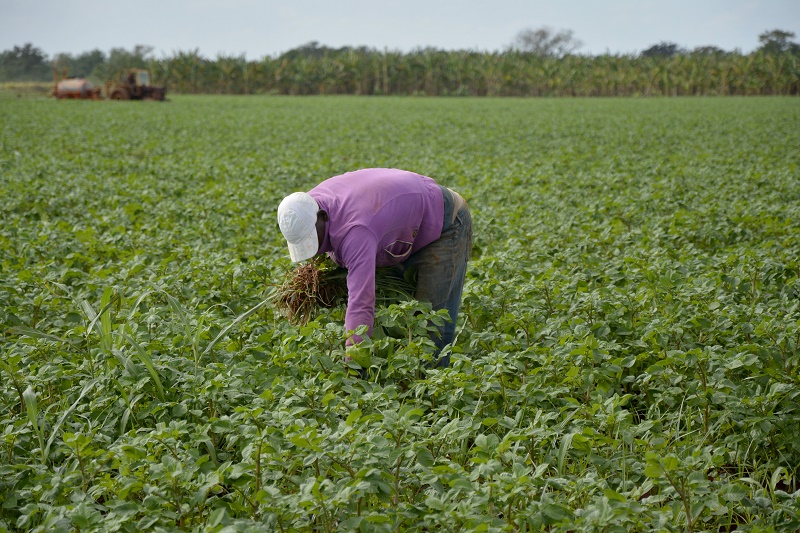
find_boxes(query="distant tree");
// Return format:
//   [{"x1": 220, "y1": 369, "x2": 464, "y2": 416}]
[
  {"x1": 511, "y1": 26, "x2": 582, "y2": 57},
  {"x1": 641, "y1": 42, "x2": 685, "y2": 58},
  {"x1": 53, "y1": 49, "x2": 106, "y2": 78},
  {"x1": 278, "y1": 41, "x2": 375, "y2": 61},
  {"x1": 92, "y1": 45, "x2": 154, "y2": 81},
  {"x1": 0, "y1": 43, "x2": 51, "y2": 81},
  {"x1": 757, "y1": 29, "x2": 800, "y2": 54},
  {"x1": 53, "y1": 53, "x2": 73, "y2": 74},
  {"x1": 691, "y1": 45, "x2": 727, "y2": 56},
  {"x1": 279, "y1": 41, "x2": 328, "y2": 60}
]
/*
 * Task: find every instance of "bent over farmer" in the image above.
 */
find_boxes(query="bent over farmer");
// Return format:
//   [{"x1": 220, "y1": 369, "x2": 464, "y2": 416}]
[{"x1": 277, "y1": 168, "x2": 472, "y2": 367}]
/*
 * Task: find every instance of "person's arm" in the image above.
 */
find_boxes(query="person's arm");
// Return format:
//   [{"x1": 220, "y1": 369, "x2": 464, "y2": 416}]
[{"x1": 339, "y1": 226, "x2": 378, "y2": 345}]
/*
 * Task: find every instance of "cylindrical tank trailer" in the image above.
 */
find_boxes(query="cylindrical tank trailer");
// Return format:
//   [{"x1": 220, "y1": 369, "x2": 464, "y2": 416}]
[{"x1": 52, "y1": 78, "x2": 102, "y2": 100}]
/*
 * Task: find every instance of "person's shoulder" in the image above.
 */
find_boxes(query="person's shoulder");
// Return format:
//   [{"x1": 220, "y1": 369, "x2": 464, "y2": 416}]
[{"x1": 337, "y1": 225, "x2": 378, "y2": 261}]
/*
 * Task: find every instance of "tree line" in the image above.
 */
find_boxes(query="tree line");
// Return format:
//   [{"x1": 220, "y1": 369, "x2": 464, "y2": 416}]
[{"x1": 2, "y1": 29, "x2": 798, "y2": 96}]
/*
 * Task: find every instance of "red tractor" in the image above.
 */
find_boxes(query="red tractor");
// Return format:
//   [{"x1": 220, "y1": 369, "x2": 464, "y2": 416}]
[{"x1": 106, "y1": 69, "x2": 167, "y2": 101}]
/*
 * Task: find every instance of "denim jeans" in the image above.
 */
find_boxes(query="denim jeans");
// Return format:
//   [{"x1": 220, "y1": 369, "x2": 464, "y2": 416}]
[{"x1": 403, "y1": 187, "x2": 472, "y2": 367}]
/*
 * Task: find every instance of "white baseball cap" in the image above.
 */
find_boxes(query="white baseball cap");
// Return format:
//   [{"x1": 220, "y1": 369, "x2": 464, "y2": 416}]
[{"x1": 277, "y1": 192, "x2": 320, "y2": 262}]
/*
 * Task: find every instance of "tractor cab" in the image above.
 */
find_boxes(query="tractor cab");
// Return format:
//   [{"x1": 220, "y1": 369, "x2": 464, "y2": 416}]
[
  {"x1": 128, "y1": 69, "x2": 151, "y2": 87},
  {"x1": 108, "y1": 68, "x2": 167, "y2": 101}
]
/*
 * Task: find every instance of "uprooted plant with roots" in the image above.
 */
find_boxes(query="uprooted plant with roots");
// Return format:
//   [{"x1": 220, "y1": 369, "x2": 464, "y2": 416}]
[{"x1": 272, "y1": 256, "x2": 417, "y2": 325}]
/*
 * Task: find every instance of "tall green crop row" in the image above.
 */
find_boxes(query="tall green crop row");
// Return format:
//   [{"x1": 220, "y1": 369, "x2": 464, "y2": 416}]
[
  {"x1": 146, "y1": 50, "x2": 800, "y2": 97},
  {"x1": 1, "y1": 96, "x2": 799, "y2": 531}
]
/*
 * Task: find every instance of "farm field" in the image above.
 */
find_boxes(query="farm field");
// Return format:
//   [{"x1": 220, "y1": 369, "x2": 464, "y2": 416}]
[{"x1": 1, "y1": 95, "x2": 799, "y2": 532}]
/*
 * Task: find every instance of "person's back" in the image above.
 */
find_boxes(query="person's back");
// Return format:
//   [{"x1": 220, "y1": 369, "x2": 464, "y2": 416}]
[{"x1": 309, "y1": 168, "x2": 443, "y2": 268}]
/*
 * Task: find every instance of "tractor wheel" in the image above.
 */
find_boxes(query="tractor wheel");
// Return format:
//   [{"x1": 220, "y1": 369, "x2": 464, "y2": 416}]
[{"x1": 110, "y1": 89, "x2": 129, "y2": 100}]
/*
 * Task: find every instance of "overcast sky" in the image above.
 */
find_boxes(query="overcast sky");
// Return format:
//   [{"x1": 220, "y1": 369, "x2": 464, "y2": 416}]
[{"x1": 1, "y1": 0, "x2": 798, "y2": 59}]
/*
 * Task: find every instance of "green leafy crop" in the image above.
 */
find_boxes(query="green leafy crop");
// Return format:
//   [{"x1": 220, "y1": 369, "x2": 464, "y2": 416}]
[{"x1": 1, "y1": 95, "x2": 799, "y2": 532}]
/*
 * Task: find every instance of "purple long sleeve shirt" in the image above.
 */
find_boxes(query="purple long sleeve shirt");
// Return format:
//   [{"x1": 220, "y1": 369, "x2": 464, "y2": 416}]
[{"x1": 308, "y1": 169, "x2": 444, "y2": 342}]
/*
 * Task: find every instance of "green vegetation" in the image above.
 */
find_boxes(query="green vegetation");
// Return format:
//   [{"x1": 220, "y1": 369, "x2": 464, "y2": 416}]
[
  {"x1": 3, "y1": 35, "x2": 800, "y2": 96},
  {"x1": 0, "y1": 82, "x2": 52, "y2": 99},
  {"x1": 151, "y1": 47, "x2": 799, "y2": 96},
  {"x1": 1, "y1": 96, "x2": 799, "y2": 531}
]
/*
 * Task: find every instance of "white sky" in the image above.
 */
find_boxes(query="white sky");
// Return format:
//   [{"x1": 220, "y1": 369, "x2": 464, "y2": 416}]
[{"x1": 1, "y1": 0, "x2": 798, "y2": 59}]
